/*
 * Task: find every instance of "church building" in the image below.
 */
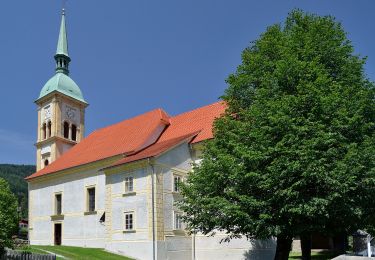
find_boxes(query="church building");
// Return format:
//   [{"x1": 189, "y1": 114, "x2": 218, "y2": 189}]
[{"x1": 26, "y1": 10, "x2": 275, "y2": 260}]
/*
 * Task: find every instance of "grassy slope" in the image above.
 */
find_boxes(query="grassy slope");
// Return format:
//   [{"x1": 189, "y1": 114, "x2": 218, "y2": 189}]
[
  {"x1": 30, "y1": 246, "x2": 339, "y2": 260},
  {"x1": 289, "y1": 251, "x2": 339, "y2": 260},
  {"x1": 31, "y1": 245, "x2": 133, "y2": 260}
]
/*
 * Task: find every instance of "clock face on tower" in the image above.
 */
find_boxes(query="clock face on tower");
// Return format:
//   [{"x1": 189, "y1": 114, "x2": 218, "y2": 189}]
[
  {"x1": 44, "y1": 106, "x2": 51, "y2": 120},
  {"x1": 66, "y1": 106, "x2": 76, "y2": 120}
]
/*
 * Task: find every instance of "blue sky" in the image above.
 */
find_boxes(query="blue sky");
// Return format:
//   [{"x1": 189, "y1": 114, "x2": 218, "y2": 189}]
[{"x1": 0, "y1": 0, "x2": 374, "y2": 165}]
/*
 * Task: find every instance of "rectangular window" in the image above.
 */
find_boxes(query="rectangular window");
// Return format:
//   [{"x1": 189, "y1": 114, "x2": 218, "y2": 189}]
[
  {"x1": 87, "y1": 187, "x2": 95, "y2": 212},
  {"x1": 173, "y1": 175, "x2": 182, "y2": 192},
  {"x1": 124, "y1": 212, "x2": 134, "y2": 230},
  {"x1": 55, "y1": 194, "x2": 62, "y2": 215},
  {"x1": 125, "y1": 177, "x2": 134, "y2": 193},
  {"x1": 174, "y1": 212, "x2": 182, "y2": 230}
]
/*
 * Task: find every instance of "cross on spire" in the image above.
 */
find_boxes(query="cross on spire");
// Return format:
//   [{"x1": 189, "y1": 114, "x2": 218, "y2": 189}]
[{"x1": 62, "y1": 0, "x2": 67, "y2": 13}]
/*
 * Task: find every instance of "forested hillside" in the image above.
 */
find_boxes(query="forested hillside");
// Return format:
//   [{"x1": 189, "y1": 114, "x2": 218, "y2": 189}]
[{"x1": 0, "y1": 164, "x2": 35, "y2": 218}]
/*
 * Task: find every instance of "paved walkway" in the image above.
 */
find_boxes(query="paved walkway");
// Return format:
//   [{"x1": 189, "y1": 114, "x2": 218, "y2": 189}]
[{"x1": 332, "y1": 255, "x2": 375, "y2": 259}]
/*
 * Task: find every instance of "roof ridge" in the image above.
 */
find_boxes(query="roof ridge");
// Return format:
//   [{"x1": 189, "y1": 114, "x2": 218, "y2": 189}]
[
  {"x1": 94, "y1": 108, "x2": 168, "y2": 133},
  {"x1": 172, "y1": 101, "x2": 224, "y2": 119}
]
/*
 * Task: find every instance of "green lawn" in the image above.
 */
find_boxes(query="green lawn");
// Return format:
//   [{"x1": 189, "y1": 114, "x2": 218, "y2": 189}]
[
  {"x1": 26, "y1": 246, "x2": 339, "y2": 260},
  {"x1": 30, "y1": 245, "x2": 133, "y2": 260},
  {"x1": 18, "y1": 246, "x2": 49, "y2": 255},
  {"x1": 289, "y1": 251, "x2": 339, "y2": 260}
]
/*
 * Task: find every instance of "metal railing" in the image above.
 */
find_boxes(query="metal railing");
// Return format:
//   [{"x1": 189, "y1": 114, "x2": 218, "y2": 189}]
[{"x1": 1, "y1": 249, "x2": 56, "y2": 260}]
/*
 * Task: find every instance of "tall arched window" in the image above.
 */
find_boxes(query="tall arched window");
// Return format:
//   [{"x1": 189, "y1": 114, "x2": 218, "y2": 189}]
[
  {"x1": 47, "y1": 121, "x2": 52, "y2": 138},
  {"x1": 71, "y1": 124, "x2": 77, "y2": 141},
  {"x1": 44, "y1": 159, "x2": 49, "y2": 166},
  {"x1": 42, "y1": 123, "x2": 47, "y2": 140},
  {"x1": 63, "y1": 122, "x2": 69, "y2": 139}
]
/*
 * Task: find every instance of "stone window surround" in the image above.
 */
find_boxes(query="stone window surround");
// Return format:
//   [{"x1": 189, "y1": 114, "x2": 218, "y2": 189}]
[
  {"x1": 41, "y1": 120, "x2": 52, "y2": 140},
  {"x1": 172, "y1": 173, "x2": 183, "y2": 193},
  {"x1": 51, "y1": 191, "x2": 64, "y2": 216},
  {"x1": 62, "y1": 120, "x2": 79, "y2": 141},
  {"x1": 173, "y1": 211, "x2": 183, "y2": 230},
  {"x1": 123, "y1": 176, "x2": 136, "y2": 196},
  {"x1": 85, "y1": 185, "x2": 97, "y2": 215},
  {"x1": 123, "y1": 211, "x2": 136, "y2": 233}
]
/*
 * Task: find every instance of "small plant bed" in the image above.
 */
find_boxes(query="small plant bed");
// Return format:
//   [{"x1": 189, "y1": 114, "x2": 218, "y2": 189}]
[
  {"x1": 289, "y1": 251, "x2": 340, "y2": 260},
  {"x1": 31, "y1": 245, "x2": 133, "y2": 260}
]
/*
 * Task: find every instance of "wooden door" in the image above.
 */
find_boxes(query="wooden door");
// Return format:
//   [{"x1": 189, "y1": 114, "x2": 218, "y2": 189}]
[{"x1": 54, "y1": 223, "x2": 62, "y2": 245}]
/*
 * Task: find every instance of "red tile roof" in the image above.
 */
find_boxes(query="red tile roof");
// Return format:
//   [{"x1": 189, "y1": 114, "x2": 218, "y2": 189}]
[
  {"x1": 26, "y1": 101, "x2": 226, "y2": 180},
  {"x1": 107, "y1": 132, "x2": 199, "y2": 169},
  {"x1": 159, "y1": 101, "x2": 226, "y2": 143}
]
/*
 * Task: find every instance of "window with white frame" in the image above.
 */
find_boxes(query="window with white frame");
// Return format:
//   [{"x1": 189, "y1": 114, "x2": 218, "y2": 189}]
[
  {"x1": 174, "y1": 212, "x2": 183, "y2": 230},
  {"x1": 124, "y1": 177, "x2": 134, "y2": 193},
  {"x1": 173, "y1": 175, "x2": 182, "y2": 193},
  {"x1": 124, "y1": 212, "x2": 134, "y2": 230}
]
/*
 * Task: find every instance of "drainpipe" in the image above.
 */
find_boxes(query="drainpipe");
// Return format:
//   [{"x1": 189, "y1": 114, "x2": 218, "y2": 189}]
[
  {"x1": 149, "y1": 159, "x2": 156, "y2": 260},
  {"x1": 367, "y1": 235, "x2": 372, "y2": 258},
  {"x1": 192, "y1": 230, "x2": 196, "y2": 260}
]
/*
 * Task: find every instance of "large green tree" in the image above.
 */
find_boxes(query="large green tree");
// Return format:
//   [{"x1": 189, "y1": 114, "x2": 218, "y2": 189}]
[
  {"x1": 179, "y1": 10, "x2": 375, "y2": 260},
  {"x1": 0, "y1": 178, "x2": 19, "y2": 254}
]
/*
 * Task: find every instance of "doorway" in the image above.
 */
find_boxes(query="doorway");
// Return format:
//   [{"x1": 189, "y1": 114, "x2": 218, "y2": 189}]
[{"x1": 54, "y1": 223, "x2": 62, "y2": 245}]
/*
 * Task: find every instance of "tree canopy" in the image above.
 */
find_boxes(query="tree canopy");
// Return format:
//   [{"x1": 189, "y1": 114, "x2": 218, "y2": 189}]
[
  {"x1": 179, "y1": 10, "x2": 375, "y2": 260},
  {"x1": 0, "y1": 178, "x2": 19, "y2": 253}
]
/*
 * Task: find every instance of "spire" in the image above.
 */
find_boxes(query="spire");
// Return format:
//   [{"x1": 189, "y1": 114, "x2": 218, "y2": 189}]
[
  {"x1": 55, "y1": 8, "x2": 71, "y2": 75},
  {"x1": 56, "y1": 8, "x2": 69, "y2": 56}
]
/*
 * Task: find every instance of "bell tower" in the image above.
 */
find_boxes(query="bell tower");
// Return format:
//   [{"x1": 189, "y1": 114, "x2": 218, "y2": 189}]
[{"x1": 35, "y1": 9, "x2": 88, "y2": 171}]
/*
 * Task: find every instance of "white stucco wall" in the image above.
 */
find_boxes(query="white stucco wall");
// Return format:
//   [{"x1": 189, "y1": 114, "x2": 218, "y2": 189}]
[
  {"x1": 105, "y1": 167, "x2": 153, "y2": 260},
  {"x1": 156, "y1": 142, "x2": 192, "y2": 171},
  {"x1": 29, "y1": 168, "x2": 106, "y2": 248},
  {"x1": 195, "y1": 234, "x2": 276, "y2": 260},
  {"x1": 161, "y1": 236, "x2": 192, "y2": 260}
]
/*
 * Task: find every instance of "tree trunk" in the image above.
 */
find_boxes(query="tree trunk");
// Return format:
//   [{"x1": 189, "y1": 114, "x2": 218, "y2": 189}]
[
  {"x1": 301, "y1": 233, "x2": 312, "y2": 260},
  {"x1": 274, "y1": 235, "x2": 293, "y2": 260}
]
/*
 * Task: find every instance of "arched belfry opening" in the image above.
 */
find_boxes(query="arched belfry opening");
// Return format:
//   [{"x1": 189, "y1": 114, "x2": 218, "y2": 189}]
[
  {"x1": 63, "y1": 122, "x2": 69, "y2": 139},
  {"x1": 42, "y1": 123, "x2": 47, "y2": 140},
  {"x1": 47, "y1": 121, "x2": 52, "y2": 138},
  {"x1": 71, "y1": 124, "x2": 77, "y2": 141}
]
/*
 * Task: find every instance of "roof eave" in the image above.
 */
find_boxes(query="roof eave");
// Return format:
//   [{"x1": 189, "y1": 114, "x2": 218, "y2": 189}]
[
  {"x1": 35, "y1": 90, "x2": 89, "y2": 106},
  {"x1": 25, "y1": 153, "x2": 126, "y2": 182}
]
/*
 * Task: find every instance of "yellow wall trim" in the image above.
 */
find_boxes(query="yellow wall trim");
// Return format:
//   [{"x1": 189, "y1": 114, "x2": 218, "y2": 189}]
[{"x1": 28, "y1": 155, "x2": 123, "y2": 184}]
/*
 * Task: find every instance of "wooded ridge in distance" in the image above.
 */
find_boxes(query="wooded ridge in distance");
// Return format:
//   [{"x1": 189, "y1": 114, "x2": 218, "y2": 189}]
[{"x1": 0, "y1": 164, "x2": 35, "y2": 218}]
